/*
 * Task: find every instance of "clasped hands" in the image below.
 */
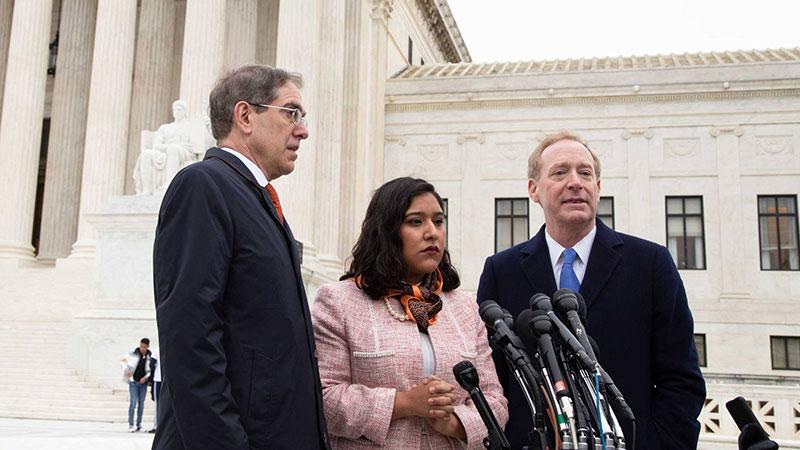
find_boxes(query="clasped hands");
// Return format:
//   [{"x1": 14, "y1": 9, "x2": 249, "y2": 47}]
[{"x1": 392, "y1": 375, "x2": 467, "y2": 440}]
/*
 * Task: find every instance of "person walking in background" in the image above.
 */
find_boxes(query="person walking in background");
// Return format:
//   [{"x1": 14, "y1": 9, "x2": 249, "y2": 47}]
[
  {"x1": 148, "y1": 346, "x2": 161, "y2": 433},
  {"x1": 122, "y1": 337, "x2": 151, "y2": 433},
  {"x1": 312, "y1": 177, "x2": 508, "y2": 449}
]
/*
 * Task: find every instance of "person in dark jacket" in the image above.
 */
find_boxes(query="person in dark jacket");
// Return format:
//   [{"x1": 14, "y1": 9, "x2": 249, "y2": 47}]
[
  {"x1": 478, "y1": 131, "x2": 706, "y2": 449},
  {"x1": 152, "y1": 65, "x2": 328, "y2": 450}
]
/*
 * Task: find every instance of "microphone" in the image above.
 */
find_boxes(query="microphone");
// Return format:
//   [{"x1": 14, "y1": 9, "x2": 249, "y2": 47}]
[
  {"x1": 725, "y1": 396, "x2": 778, "y2": 450},
  {"x1": 531, "y1": 292, "x2": 596, "y2": 371},
  {"x1": 453, "y1": 360, "x2": 510, "y2": 450},
  {"x1": 553, "y1": 289, "x2": 596, "y2": 363}
]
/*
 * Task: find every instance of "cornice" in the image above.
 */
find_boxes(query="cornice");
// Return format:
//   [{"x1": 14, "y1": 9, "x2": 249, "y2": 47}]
[
  {"x1": 385, "y1": 88, "x2": 800, "y2": 113},
  {"x1": 413, "y1": 0, "x2": 469, "y2": 63}
]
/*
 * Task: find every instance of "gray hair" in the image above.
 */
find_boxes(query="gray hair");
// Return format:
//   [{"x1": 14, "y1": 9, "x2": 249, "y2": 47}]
[{"x1": 208, "y1": 65, "x2": 303, "y2": 140}]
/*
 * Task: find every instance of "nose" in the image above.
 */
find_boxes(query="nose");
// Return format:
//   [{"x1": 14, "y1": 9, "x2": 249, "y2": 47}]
[
  {"x1": 565, "y1": 169, "x2": 583, "y2": 189},
  {"x1": 294, "y1": 122, "x2": 309, "y2": 140}
]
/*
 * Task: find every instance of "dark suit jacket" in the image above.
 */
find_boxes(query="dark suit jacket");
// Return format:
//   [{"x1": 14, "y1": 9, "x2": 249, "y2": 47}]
[
  {"x1": 152, "y1": 148, "x2": 329, "y2": 450},
  {"x1": 478, "y1": 219, "x2": 705, "y2": 450}
]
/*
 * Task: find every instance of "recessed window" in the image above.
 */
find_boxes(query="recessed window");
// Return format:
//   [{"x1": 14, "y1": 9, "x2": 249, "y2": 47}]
[
  {"x1": 694, "y1": 334, "x2": 707, "y2": 367},
  {"x1": 771, "y1": 336, "x2": 800, "y2": 370},
  {"x1": 442, "y1": 198, "x2": 449, "y2": 248},
  {"x1": 495, "y1": 198, "x2": 529, "y2": 253},
  {"x1": 758, "y1": 195, "x2": 799, "y2": 270},
  {"x1": 666, "y1": 196, "x2": 706, "y2": 269},
  {"x1": 598, "y1": 197, "x2": 615, "y2": 229},
  {"x1": 407, "y1": 37, "x2": 413, "y2": 64}
]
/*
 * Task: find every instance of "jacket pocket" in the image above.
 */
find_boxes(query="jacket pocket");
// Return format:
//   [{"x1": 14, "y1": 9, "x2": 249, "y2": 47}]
[
  {"x1": 351, "y1": 350, "x2": 396, "y2": 388},
  {"x1": 243, "y1": 348, "x2": 275, "y2": 444}
]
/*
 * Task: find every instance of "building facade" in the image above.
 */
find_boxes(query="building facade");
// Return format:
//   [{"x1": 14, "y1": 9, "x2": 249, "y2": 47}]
[{"x1": 0, "y1": 0, "x2": 798, "y2": 447}]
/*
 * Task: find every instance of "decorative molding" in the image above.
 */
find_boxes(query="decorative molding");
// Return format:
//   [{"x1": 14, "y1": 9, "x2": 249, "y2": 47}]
[
  {"x1": 663, "y1": 138, "x2": 701, "y2": 159},
  {"x1": 384, "y1": 135, "x2": 407, "y2": 146},
  {"x1": 755, "y1": 135, "x2": 793, "y2": 155},
  {"x1": 709, "y1": 126, "x2": 744, "y2": 137},
  {"x1": 413, "y1": 0, "x2": 467, "y2": 63},
  {"x1": 622, "y1": 128, "x2": 654, "y2": 140},
  {"x1": 495, "y1": 142, "x2": 528, "y2": 161},
  {"x1": 370, "y1": 0, "x2": 394, "y2": 23},
  {"x1": 456, "y1": 133, "x2": 485, "y2": 145},
  {"x1": 385, "y1": 89, "x2": 800, "y2": 112}
]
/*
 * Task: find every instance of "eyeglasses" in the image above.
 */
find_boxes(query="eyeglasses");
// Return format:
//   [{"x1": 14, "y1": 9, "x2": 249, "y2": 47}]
[{"x1": 247, "y1": 102, "x2": 307, "y2": 127}]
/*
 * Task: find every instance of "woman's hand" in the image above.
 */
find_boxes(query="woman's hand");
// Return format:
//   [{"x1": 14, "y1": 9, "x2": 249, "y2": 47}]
[
  {"x1": 424, "y1": 377, "x2": 466, "y2": 439},
  {"x1": 392, "y1": 375, "x2": 457, "y2": 420}
]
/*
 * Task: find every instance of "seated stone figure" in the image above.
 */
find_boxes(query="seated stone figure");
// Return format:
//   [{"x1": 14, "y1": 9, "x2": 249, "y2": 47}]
[{"x1": 133, "y1": 100, "x2": 209, "y2": 195}]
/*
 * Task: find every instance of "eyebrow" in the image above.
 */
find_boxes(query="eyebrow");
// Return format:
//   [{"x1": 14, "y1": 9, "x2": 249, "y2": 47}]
[
  {"x1": 282, "y1": 102, "x2": 305, "y2": 114},
  {"x1": 404, "y1": 211, "x2": 445, "y2": 217}
]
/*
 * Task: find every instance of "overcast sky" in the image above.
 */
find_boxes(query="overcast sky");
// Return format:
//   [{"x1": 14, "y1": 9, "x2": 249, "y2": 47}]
[{"x1": 447, "y1": 0, "x2": 800, "y2": 63}]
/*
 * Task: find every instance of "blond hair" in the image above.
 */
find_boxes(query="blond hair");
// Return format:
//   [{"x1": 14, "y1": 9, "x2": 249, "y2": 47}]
[{"x1": 527, "y1": 131, "x2": 601, "y2": 179}]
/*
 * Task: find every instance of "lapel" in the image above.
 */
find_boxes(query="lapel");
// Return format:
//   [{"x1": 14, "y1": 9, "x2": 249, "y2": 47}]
[
  {"x1": 520, "y1": 225, "x2": 558, "y2": 298},
  {"x1": 204, "y1": 148, "x2": 303, "y2": 279},
  {"x1": 581, "y1": 219, "x2": 623, "y2": 311}
]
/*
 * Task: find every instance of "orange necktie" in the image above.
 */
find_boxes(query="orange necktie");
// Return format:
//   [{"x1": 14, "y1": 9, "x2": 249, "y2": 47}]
[{"x1": 265, "y1": 184, "x2": 284, "y2": 224}]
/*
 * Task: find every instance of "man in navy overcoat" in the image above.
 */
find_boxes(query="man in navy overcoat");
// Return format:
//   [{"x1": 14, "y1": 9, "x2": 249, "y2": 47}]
[
  {"x1": 478, "y1": 131, "x2": 705, "y2": 449},
  {"x1": 152, "y1": 66, "x2": 328, "y2": 450}
]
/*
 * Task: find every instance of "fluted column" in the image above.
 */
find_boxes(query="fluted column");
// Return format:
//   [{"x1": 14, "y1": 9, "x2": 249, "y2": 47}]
[
  {"x1": 225, "y1": 0, "x2": 257, "y2": 70},
  {"x1": 622, "y1": 128, "x2": 654, "y2": 240},
  {"x1": 124, "y1": 0, "x2": 176, "y2": 194},
  {"x1": 256, "y1": 0, "x2": 279, "y2": 66},
  {"x1": 274, "y1": 0, "x2": 318, "y2": 244},
  {"x1": 37, "y1": 0, "x2": 98, "y2": 261},
  {"x1": 0, "y1": 0, "x2": 53, "y2": 260},
  {"x1": 457, "y1": 134, "x2": 486, "y2": 289},
  {"x1": 70, "y1": 0, "x2": 137, "y2": 258},
  {"x1": 0, "y1": 0, "x2": 14, "y2": 125},
  {"x1": 366, "y1": 0, "x2": 391, "y2": 195},
  {"x1": 313, "y1": 0, "x2": 345, "y2": 275},
  {"x1": 338, "y1": 0, "x2": 371, "y2": 258},
  {"x1": 711, "y1": 126, "x2": 749, "y2": 300},
  {"x1": 179, "y1": 0, "x2": 226, "y2": 119}
]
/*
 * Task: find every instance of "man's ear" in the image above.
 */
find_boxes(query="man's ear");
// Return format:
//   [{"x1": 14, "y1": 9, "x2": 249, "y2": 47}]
[
  {"x1": 231, "y1": 101, "x2": 253, "y2": 135},
  {"x1": 528, "y1": 178, "x2": 539, "y2": 203}
]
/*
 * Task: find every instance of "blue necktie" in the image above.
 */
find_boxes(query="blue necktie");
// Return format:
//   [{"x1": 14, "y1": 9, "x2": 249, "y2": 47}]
[{"x1": 560, "y1": 248, "x2": 581, "y2": 293}]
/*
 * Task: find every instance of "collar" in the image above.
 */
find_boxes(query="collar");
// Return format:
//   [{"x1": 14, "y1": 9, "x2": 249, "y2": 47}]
[
  {"x1": 544, "y1": 225, "x2": 597, "y2": 267},
  {"x1": 219, "y1": 146, "x2": 268, "y2": 187}
]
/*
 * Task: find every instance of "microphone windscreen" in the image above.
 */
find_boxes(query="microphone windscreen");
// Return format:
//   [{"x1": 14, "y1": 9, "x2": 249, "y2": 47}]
[
  {"x1": 453, "y1": 360, "x2": 479, "y2": 392},
  {"x1": 479, "y1": 300, "x2": 504, "y2": 325},
  {"x1": 528, "y1": 293, "x2": 552, "y2": 312},
  {"x1": 725, "y1": 396, "x2": 763, "y2": 432},
  {"x1": 514, "y1": 309, "x2": 537, "y2": 351}
]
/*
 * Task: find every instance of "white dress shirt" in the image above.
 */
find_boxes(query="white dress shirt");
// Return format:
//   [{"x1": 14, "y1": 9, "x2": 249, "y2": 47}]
[
  {"x1": 544, "y1": 226, "x2": 597, "y2": 289},
  {"x1": 219, "y1": 146, "x2": 268, "y2": 187}
]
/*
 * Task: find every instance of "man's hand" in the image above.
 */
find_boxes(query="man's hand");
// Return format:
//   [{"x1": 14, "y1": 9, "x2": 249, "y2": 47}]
[{"x1": 138, "y1": 377, "x2": 148, "y2": 384}]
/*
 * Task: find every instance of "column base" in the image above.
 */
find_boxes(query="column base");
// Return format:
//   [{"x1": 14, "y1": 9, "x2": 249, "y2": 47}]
[
  {"x1": 0, "y1": 240, "x2": 36, "y2": 263},
  {"x1": 68, "y1": 239, "x2": 97, "y2": 259}
]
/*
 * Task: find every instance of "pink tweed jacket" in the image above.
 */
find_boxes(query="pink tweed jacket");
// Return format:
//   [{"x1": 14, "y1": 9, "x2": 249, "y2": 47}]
[{"x1": 312, "y1": 280, "x2": 508, "y2": 450}]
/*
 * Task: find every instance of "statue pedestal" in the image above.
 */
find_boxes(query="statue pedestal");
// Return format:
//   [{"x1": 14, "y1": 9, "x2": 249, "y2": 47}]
[{"x1": 69, "y1": 195, "x2": 161, "y2": 388}]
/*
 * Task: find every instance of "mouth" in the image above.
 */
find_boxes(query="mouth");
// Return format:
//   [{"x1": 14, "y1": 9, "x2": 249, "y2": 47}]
[
  {"x1": 562, "y1": 198, "x2": 587, "y2": 205},
  {"x1": 422, "y1": 246, "x2": 440, "y2": 254}
]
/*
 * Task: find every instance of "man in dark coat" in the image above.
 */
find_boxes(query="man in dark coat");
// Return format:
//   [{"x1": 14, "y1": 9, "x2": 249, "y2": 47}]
[
  {"x1": 152, "y1": 65, "x2": 328, "y2": 450},
  {"x1": 478, "y1": 131, "x2": 705, "y2": 449}
]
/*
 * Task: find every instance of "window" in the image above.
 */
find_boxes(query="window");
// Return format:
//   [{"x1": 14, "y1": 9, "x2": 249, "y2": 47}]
[
  {"x1": 495, "y1": 198, "x2": 529, "y2": 253},
  {"x1": 666, "y1": 196, "x2": 706, "y2": 269},
  {"x1": 771, "y1": 336, "x2": 800, "y2": 370},
  {"x1": 407, "y1": 37, "x2": 413, "y2": 64},
  {"x1": 758, "y1": 195, "x2": 799, "y2": 270},
  {"x1": 598, "y1": 197, "x2": 615, "y2": 229},
  {"x1": 442, "y1": 198, "x2": 449, "y2": 248},
  {"x1": 694, "y1": 334, "x2": 707, "y2": 367}
]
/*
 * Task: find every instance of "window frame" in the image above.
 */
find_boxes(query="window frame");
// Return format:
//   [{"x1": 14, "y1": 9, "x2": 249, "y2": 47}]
[
  {"x1": 757, "y1": 195, "x2": 800, "y2": 271},
  {"x1": 494, "y1": 197, "x2": 529, "y2": 253},
  {"x1": 665, "y1": 195, "x2": 707, "y2": 270},
  {"x1": 598, "y1": 196, "x2": 615, "y2": 230},
  {"x1": 770, "y1": 336, "x2": 800, "y2": 370}
]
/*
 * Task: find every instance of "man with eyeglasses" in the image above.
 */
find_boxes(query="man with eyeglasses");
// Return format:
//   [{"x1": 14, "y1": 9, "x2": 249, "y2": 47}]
[{"x1": 152, "y1": 65, "x2": 329, "y2": 450}]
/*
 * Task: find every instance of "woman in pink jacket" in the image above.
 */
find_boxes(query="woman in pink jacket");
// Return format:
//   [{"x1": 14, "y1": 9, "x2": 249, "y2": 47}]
[{"x1": 312, "y1": 177, "x2": 508, "y2": 449}]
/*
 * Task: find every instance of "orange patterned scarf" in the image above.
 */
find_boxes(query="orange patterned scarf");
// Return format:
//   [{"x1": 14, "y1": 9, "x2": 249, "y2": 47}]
[{"x1": 384, "y1": 270, "x2": 443, "y2": 333}]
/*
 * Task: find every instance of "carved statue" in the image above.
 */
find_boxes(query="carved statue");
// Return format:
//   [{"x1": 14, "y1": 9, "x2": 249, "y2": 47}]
[{"x1": 133, "y1": 100, "x2": 212, "y2": 195}]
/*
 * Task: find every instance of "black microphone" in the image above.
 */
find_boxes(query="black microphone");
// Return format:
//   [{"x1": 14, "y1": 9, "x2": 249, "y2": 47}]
[
  {"x1": 725, "y1": 396, "x2": 778, "y2": 450},
  {"x1": 531, "y1": 292, "x2": 596, "y2": 371},
  {"x1": 453, "y1": 360, "x2": 510, "y2": 450},
  {"x1": 553, "y1": 289, "x2": 596, "y2": 363}
]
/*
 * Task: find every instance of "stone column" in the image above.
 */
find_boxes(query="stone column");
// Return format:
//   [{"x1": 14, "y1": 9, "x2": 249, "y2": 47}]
[
  {"x1": 457, "y1": 134, "x2": 485, "y2": 289},
  {"x1": 70, "y1": 0, "x2": 137, "y2": 258},
  {"x1": 225, "y1": 0, "x2": 257, "y2": 70},
  {"x1": 365, "y1": 0, "x2": 391, "y2": 198},
  {"x1": 0, "y1": 0, "x2": 53, "y2": 260},
  {"x1": 711, "y1": 125, "x2": 750, "y2": 299},
  {"x1": 124, "y1": 0, "x2": 176, "y2": 194},
  {"x1": 179, "y1": 0, "x2": 226, "y2": 119},
  {"x1": 622, "y1": 128, "x2": 654, "y2": 240},
  {"x1": 0, "y1": 0, "x2": 14, "y2": 125},
  {"x1": 37, "y1": 0, "x2": 98, "y2": 261},
  {"x1": 256, "y1": 0, "x2": 279, "y2": 66},
  {"x1": 312, "y1": 0, "x2": 345, "y2": 276},
  {"x1": 274, "y1": 0, "x2": 318, "y2": 244},
  {"x1": 338, "y1": 0, "x2": 371, "y2": 258}
]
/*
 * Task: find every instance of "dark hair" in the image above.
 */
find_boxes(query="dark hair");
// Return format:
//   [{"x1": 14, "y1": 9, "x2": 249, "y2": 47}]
[
  {"x1": 140, "y1": 338, "x2": 150, "y2": 345},
  {"x1": 208, "y1": 65, "x2": 303, "y2": 140},
  {"x1": 342, "y1": 177, "x2": 460, "y2": 299}
]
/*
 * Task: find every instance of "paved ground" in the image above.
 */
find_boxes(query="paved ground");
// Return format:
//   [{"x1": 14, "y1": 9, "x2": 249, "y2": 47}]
[{"x1": 0, "y1": 418, "x2": 153, "y2": 450}]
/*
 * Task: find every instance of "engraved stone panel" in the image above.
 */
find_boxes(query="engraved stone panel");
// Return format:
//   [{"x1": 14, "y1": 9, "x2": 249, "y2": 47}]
[
  {"x1": 739, "y1": 127, "x2": 800, "y2": 174},
  {"x1": 480, "y1": 141, "x2": 531, "y2": 180},
  {"x1": 664, "y1": 138, "x2": 700, "y2": 159},
  {"x1": 755, "y1": 135, "x2": 793, "y2": 156}
]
